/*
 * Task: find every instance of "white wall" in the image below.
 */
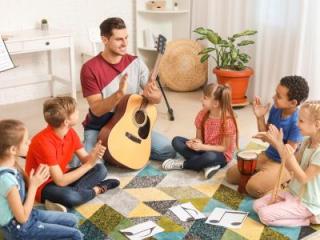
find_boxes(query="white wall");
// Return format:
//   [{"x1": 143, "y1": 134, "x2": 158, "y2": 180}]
[{"x1": 0, "y1": 0, "x2": 136, "y2": 105}]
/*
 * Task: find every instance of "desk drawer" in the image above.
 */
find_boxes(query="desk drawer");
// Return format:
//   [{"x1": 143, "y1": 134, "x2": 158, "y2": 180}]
[
  {"x1": 23, "y1": 37, "x2": 70, "y2": 52},
  {"x1": 5, "y1": 42, "x2": 24, "y2": 53}
]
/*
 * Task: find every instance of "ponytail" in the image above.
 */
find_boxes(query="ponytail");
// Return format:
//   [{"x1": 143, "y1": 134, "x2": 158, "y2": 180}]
[{"x1": 213, "y1": 84, "x2": 239, "y2": 149}]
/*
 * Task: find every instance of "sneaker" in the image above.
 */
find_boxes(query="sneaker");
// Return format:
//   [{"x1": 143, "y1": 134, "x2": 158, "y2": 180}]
[
  {"x1": 162, "y1": 158, "x2": 184, "y2": 170},
  {"x1": 45, "y1": 200, "x2": 67, "y2": 212},
  {"x1": 97, "y1": 178, "x2": 120, "y2": 193},
  {"x1": 204, "y1": 165, "x2": 221, "y2": 179}
]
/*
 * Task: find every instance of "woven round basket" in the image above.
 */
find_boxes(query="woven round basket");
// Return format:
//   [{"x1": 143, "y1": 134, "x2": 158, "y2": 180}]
[{"x1": 159, "y1": 39, "x2": 208, "y2": 92}]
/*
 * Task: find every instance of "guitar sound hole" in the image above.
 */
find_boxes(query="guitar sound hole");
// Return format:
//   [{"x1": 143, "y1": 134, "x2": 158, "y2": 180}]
[
  {"x1": 135, "y1": 110, "x2": 146, "y2": 125},
  {"x1": 138, "y1": 117, "x2": 150, "y2": 139}
]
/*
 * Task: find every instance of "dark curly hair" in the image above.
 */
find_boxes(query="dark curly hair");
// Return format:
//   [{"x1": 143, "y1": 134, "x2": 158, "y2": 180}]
[{"x1": 280, "y1": 75, "x2": 309, "y2": 106}]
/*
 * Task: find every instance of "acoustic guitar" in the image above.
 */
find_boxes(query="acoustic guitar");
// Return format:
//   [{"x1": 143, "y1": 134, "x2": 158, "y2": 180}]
[{"x1": 98, "y1": 35, "x2": 167, "y2": 170}]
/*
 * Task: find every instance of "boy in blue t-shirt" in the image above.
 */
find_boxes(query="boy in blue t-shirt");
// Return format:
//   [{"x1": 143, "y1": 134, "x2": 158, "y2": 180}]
[{"x1": 226, "y1": 76, "x2": 309, "y2": 198}]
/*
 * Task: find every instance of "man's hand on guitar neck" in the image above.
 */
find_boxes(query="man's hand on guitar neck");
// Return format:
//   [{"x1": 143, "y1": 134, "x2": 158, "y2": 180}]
[{"x1": 142, "y1": 80, "x2": 162, "y2": 104}]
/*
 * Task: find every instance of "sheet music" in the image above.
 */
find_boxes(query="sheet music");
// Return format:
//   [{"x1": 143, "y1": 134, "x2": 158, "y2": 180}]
[
  {"x1": 120, "y1": 221, "x2": 164, "y2": 240},
  {"x1": 206, "y1": 207, "x2": 248, "y2": 229},
  {"x1": 169, "y1": 202, "x2": 206, "y2": 222},
  {"x1": 0, "y1": 36, "x2": 15, "y2": 72}
]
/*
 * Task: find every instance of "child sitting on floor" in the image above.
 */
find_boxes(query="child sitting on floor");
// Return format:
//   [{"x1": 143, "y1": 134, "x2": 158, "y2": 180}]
[
  {"x1": 226, "y1": 76, "x2": 309, "y2": 198},
  {"x1": 162, "y1": 83, "x2": 238, "y2": 179},
  {"x1": 254, "y1": 101, "x2": 320, "y2": 227},
  {"x1": 0, "y1": 119, "x2": 83, "y2": 239},
  {"x1": 25, "y1": 96, "x2": 120, "y2": 209}
]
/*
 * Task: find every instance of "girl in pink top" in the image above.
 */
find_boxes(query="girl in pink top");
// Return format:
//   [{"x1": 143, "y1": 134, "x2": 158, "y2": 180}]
[{"x1": 162, "y1": 83, "x2": 238, "y2": 179}]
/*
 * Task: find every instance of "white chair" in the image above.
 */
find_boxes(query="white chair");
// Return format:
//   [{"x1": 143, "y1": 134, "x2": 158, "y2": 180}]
[{"x1": 81, "y1": 28, "x2": 103, "y2": 62}]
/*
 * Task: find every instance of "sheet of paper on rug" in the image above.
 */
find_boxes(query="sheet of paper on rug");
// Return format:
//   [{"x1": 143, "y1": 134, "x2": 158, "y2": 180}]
[
  {"x1": 206, "y1": 207, "x2": 248, "y2": 229},
  {"x1": 0, "y1": 36, "x2": 15, "y2": 72},
  {"x1": 120, "y1": 220, "x2": 164, "y2": 240},
  {"x1": 169, "y1": 202, "x2": 206, "y2": 222}
]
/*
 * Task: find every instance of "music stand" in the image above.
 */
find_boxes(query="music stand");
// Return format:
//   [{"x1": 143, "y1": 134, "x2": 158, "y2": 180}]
[{"x1": 0, "y1": 35, "x2": 16, "y2": 73}]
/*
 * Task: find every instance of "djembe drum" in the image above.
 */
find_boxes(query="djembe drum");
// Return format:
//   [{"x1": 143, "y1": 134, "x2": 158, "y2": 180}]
[{"x1": 237, "y1": 150, "x2": 258, "y2": 194}]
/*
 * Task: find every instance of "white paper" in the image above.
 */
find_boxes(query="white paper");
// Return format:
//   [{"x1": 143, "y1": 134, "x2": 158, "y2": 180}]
[
  {"x1": 206, "y1": 207, "x2": 248, "y2": 229},
  {"x1": 0, "y1": 36, "x2": 14, "y2": 72},
  {"x1": 169, "y1": 202, "x2": 206, "y2": 222},
  {"x1": 120, "y1": 220, "x2": 164, "y2": 240}
]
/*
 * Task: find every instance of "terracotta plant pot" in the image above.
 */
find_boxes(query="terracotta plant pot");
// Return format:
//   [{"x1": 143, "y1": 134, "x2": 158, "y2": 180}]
[{"x1": 213, "y1": 67, "x2": 253, "y2": 105}]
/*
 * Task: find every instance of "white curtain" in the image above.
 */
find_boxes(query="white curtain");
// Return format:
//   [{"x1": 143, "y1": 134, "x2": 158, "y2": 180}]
[{"x1": 191, "y1": 0, "x2": 320, "y2": 102}]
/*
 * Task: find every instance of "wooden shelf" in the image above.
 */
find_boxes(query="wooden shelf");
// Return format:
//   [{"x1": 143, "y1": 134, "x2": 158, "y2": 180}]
[
  {"x1": 136, "y1": 0, "x2": 191, "y2": 68},
  {"x1": 138, "y1": 9, "x2": 189, "y2": 14}
]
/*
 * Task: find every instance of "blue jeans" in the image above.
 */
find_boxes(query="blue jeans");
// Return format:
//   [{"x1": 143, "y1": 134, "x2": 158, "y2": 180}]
[
  {"x1": 3, "y1": 209, "x2": 83, "y2": 240},
  {"x1": 70, "y1": 129, "x2": 176, "y2": 168},
  {"x1": 172, "y1": 136, "x2": 227, "y2": 171},
  {"x1": 42, "y1": 164, "x2": 107, "y2": 208}
]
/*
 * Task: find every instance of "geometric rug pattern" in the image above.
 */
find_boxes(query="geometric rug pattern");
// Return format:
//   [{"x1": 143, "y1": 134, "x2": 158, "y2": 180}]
[
  {"x1": 0, "y1": 161, "x2": 319, "y2": 240},
  {"x1": 69, "y1": 162, "x2": 319, "y2": 240},
  {"x1": 1, "y1": 141, "x2": 319, "y2": 240}
]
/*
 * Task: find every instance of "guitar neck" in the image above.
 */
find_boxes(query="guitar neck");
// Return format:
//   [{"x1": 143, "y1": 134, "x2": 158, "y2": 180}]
[{"x1": 149, "y1": 53, "x2": 162, "y2": 83}]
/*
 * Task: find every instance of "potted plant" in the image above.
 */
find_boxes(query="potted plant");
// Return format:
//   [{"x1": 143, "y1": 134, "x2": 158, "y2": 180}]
[
  {"x1": 194, "y1": 27, "x2": 257, "y2": 105},
  {"x1": 41, "y1": 19, "x2": 49, "y2": 31}
]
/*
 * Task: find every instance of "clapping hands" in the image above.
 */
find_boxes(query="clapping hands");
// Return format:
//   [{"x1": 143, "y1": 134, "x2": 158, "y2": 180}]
[
  {"x1": 252, "y1": 96, "x2": 271, "y2": 118},
  {"x1": 186, "y1": 138, "x2": 203, "y2": 151}
]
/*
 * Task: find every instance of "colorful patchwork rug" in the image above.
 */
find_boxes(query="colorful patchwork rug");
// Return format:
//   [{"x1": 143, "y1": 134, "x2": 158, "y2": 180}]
[
  {"x1": 72, "y1": 160, "x2": 319, "y2": 240},
  {"x1": 1, "y1": 141, "x2": 319, "y2": 240}
]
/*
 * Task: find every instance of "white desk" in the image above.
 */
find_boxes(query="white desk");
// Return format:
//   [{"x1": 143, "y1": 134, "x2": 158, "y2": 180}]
[{"x1": 3, "y1": 29, "x2": 76, "y2": 99}]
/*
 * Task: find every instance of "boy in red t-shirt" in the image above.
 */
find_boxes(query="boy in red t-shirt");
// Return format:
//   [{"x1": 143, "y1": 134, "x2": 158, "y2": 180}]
[{"x1": 26, "y1": 96, "x2": 119, "y2": 208}]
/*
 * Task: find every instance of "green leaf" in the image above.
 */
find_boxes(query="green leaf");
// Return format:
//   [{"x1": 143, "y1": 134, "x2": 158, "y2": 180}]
[
  {"x1": 196, "y1": 36, "x2": 207, "y2": 41},
  {"x1": 237, "y1": 40, "x2": 255, "y2": 46},
  {"x1": 200, "y1": 54, "x2": 210, "y2": 63},
  {"x1": 233, "y1": 30, "x2": 257, "y2": 38},
  {"x1": 198, "y1": 47, "x2": 215, "y2": 54},
  {"x1": 220, "y1": 40, "x2": 228, "y2": 45},
  {"x1": 231, "y1": 49, "x2": 238, "y2": 60},
  {"x1": 242, "y1": 30, "x2": 258, "y2": 36},
  {"x1": 221, "y1": 52, "x2": 230, "y2": 67},
  {"x1": 193, "y1": 27, "x2": 208, "y2": 35},
  {"x1": 207, "y1": 31, "x2": 221, "y2": 44},
  {"x1": 228, "y1": 37, "x2": 235, "y2": 42}
]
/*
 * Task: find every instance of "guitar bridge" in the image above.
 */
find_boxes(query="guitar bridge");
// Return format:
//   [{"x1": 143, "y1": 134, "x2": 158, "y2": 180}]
[{"x1": 125, "y1": 132, "x2": 141, "y2": 144}]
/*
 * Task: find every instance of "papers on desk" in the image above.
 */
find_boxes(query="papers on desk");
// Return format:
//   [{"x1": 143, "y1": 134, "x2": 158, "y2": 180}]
[
  {"x1": 169, "y1": 202, "x2": 206, "y2": 222},
  {"x1": 120, "y1": 221, "x2": 164, "y2": 240},
  {"x1": 206, "y1": 207, "x2": 248, "y2": 228},
  {"x1": 0, "y1": 35, "x2": 15, "y2": 73}
]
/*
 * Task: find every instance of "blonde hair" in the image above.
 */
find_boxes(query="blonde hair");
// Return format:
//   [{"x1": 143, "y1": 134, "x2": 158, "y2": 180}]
[
  {"x1": 301, "y1": 100, "x2": 320, "y2": 122},
  {"x1": 294, "y1": 101, "x2": 320, "y2": 198},
  {"x1": 202, "y1": 83, "x2": 239, "y2": 148},
  {"x1": 0, "y1": 119, "x2": 25, "y2": 158},
  {"x1": 43, "y1": 96, "x2": 77, "y2": 128}
]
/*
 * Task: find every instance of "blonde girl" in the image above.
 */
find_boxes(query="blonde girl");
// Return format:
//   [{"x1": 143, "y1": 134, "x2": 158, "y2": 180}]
[
  {"x1": 253, "y1": 101, "x2": 320, "y2": 227},
  {"x1": 162, "y1": 83, "x2": 238, "y2": 179},
  {"x1": 0, "y1": 119, "x2": 83, "y2": 239}
]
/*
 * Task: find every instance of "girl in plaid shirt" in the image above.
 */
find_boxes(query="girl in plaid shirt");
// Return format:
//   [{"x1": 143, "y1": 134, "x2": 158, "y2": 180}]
[{"x1": 162, "y1": 83, "x2": 238, "y2": 179}]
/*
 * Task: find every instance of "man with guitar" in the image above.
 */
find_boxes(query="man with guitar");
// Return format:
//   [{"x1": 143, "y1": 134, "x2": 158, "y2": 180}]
[{"x1": 71, "y1": 17, "x2": 176, "y2": 168}]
